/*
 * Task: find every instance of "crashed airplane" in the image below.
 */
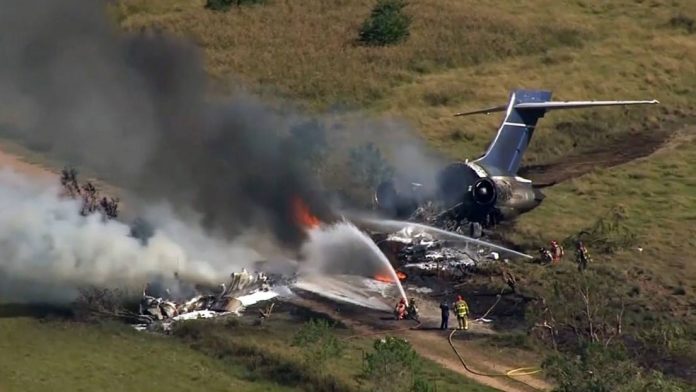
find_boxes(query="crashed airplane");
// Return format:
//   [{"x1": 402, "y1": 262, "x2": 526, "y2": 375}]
[{"x1": 374, "y1": 89, "x2": 658, "y2": 234}]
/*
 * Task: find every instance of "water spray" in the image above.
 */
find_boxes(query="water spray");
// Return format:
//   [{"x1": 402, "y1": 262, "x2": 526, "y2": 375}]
[
  {"x1": 358, "y1": 217, "x2": 533, "y2": 260},
  {"x1": 298, "y1": 221, "x2": 409, "y2": 306}
]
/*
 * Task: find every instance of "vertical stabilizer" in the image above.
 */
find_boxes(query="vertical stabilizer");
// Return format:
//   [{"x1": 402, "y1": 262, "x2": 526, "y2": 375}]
[{"x1": 474, "y1": 90, "x2": 552, "y2": 175}]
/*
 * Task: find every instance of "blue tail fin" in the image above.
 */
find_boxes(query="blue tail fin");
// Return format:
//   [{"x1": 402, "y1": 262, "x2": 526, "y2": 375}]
[
  {"x1": 474, "y1": 89, "x2": 551, "y2": 175},
  {"x1": 454, "y1": 89, "x2": 658, "y2": 176}
]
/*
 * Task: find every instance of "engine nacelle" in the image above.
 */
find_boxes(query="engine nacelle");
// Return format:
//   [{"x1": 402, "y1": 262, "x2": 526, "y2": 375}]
[
  {"x1": 436, "y1": 162, "x2": 497, "y2": 222},
  {"x1": 374, "y1": 161, "x2": 543, "y2": 225},
  {"x1": 471, "y1": 177, "x2": 497, "y2": 206}
]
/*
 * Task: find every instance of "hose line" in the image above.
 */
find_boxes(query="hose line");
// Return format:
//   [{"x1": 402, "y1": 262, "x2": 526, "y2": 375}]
[{"x1": 448, "y1": 328, "x2": 542, "y2": 378}]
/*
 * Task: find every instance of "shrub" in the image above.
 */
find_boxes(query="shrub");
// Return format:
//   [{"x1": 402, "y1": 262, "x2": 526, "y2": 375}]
[
  {"x1": 363, "y1": 336, "x2": 420, "y2": 392},
  {"x1": 563, "y1": 205, "x2": 637, "y2": 254},
  {"x1": 292, "y1": 319, "x2": 344, "y2": 371},
  {"x1": 72, "y1": 287, "x2": 139, "y2": 323},
  {"x1": 668, "y1": 14, "x2": 695, "y2": 34},
  {"x1": 129, "y1": 217, "x2": 154, "y2": 245},
  {"x1": 544, "y1": 344, "x2": 684, "y2": 392},
  {"x1": 205, "y1": 0, "x2": 265, "y2": 12},
  {"x1": 637, "y1": 323, "x2": 688, "y2": 357},
  {"x1": 527, "y1": 268, "x2": 628, "y2": 351},
  {"x1": 286, "y1": 119, "x2": 328, "y2": 176},
  {"x1": 60, "y1": 167, "x2": 120, "y2": 221},
  {"x1": 358, "y1": 0, "x2": 411, "y2": 46},
  {"x1": 348, "y1": 142, "x2": 394, "y2": 188},
  {"x1": 411, "y1": 377, "x2": 436, "y2": 392}
]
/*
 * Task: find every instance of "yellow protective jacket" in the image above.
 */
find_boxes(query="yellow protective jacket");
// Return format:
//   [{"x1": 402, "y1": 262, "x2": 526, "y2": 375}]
[{"x1": 454, "y1": 300, "x2": 469, "y2": 317}]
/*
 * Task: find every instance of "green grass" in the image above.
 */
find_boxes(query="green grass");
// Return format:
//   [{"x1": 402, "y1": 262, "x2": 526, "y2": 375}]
[
  {"x1": 112, "y1": 0, "x2": 595, "y2": 109},
  {"x1": 1, "y1": 0, "x2": 696, "y2": 388},
  {"x1": 0, "y1": 307, "x2": 495, "y2": 392},
  {"x1": 514, "y1": 131, "x2": 696, "y2": 301},
  {"x1": 172, "y1": 313, "x2": 497, "y2": 392},
  {"x1": 0, "y1": 317, "x2": 292, "y2": 392}
]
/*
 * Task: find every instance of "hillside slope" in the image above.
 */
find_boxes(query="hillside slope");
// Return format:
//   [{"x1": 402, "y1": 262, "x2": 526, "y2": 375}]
[
  {"x1": 0, "y1": 0, "x2": 694, "y2": 390},
  {"x1": 112, "y1": 0, "x2": 696, "y2": 387},
  {"x1": 113, "y1": 0, "x2": 696, "y2": 301}
]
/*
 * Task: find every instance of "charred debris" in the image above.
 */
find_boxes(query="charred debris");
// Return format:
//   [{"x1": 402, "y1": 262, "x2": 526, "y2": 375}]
[
  {"x1": 367, "y1": 200, "x2": 522, "y2": 284},
  {"x1": 60, "y1": 166, "x2": 523, "y2": 332},
  {"x1": 133, "y1": 268, "x2": 282, "y2": 332},
  {"x1": 60, "y1": 168, "x2": 287, "y2": 331}
]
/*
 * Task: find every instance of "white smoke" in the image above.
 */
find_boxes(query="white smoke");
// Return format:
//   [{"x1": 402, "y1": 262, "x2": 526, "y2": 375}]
[
  {"x1": 298, "y1": 221, "x2": 407, "y2": 300},
  {"x1": 0, "y1": 169, "x2": 252, "y2": 303},
  {"x1": 299, "y1": 221, "x2": 383, "y2": 276},
  {"x1": 294, "y1": 221, "x2": 407, "y2": 309}
]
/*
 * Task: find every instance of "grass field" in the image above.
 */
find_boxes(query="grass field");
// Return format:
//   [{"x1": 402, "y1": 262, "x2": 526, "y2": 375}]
[
  {"x1": 0, "y1": 305, "x2": 495, "y2": 392},
  {"x1": 1, "y1": 0, "x2": 695, "y2": 390},
  {"x1": 0, "y1": 316, "x2": 289, "y2": 392},
  {"x1": 172, "y1": 306, "x2": 497, "y2": 392},
  {"x1": 109, "y1": 0, "x2": 696, "y2": 302},
  {"x1": 110, "y1": 0, "x2": 696, "y2": 386},
  {"x1": 111, "y1": 0, "x2": 696, "y2": 160}
]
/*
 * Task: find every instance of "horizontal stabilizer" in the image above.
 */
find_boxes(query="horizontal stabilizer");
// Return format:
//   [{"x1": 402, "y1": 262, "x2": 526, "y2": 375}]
[
  {"x1": 459, "y1": 89, "x2": 659, "y2": 175},
  {"x1": 515, "y1": 99, "x2": 659, "y2": 110},
  {"x1": 454, "y1": 99, "x2": 659, "y2": 117},
  {"x1": 454, "y1": 105, "x2": 507, "y2": 116}
]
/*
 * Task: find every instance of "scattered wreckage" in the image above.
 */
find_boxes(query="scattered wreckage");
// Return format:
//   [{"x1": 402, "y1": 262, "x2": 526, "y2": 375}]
[
  {"x1": 135, "y1": 269, "x2": 281, "y2": 332},
  {"x1": 372, "y1": 225, "x2": 513, "y2": 282}
]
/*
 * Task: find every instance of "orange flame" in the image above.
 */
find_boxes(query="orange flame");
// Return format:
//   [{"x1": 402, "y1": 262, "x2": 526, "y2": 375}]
[
  {"x1": 374, "y1": 271, "x2": 407, "y2": 283},
  {"x1": 292, "y1": 196, "x2": 320, "y2": 229}
]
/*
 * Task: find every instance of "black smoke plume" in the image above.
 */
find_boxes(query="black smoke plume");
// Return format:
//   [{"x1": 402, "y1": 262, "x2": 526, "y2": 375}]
[{"x1": 0, "y1": 0, "x2": 331, "y2": 247}]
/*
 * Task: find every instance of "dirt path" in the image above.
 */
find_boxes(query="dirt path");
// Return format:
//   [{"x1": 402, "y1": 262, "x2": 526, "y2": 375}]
[
  {"x1": 519, "y1": 130, "x2": 671, "y2": 185},
  {"x1": 0, "y1": 146, "x2": 56, "y2": 181},
  {"x1": 404, "y1": 327, "x2": 551, "y2": 392},
  {"x1": 290, "y1": 294, "x2": 553, "y2": 392}
]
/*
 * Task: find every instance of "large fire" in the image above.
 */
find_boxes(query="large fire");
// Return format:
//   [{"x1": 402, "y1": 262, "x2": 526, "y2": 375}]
[
  {"x1": 374, "y1": 271, "x2": 407, "y2": 283},
  {"x1": 292, "y1": 196, "x2": 321, "y2": 229}
]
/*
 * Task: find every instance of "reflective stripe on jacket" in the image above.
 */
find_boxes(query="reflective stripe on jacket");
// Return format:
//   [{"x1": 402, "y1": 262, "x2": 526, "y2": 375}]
[{"x1": 455, "y1": 300, "x2": 468, "y2": 316}]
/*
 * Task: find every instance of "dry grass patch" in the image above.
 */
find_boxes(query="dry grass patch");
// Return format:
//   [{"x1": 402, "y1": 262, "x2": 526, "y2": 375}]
[{"x1": 114, "y1": 0, "x2": 591, "y2": 107}]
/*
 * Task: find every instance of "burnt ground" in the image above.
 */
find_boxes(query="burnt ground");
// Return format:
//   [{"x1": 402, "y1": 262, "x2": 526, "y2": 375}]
[{"x1": 518, "y1": 130, "x2": 672, "y2": 185}]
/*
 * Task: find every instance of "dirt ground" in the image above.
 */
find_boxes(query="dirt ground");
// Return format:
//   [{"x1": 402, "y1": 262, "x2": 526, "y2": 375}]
[
  {"x1": 519, "y1": 130, "x2": 672, "y2": 185},
  {"x1": 0, "y1": 147, "x2": 56, "y2": 182}
]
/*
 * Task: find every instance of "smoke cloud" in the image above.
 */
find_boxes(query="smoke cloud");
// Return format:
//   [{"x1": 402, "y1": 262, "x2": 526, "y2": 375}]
[
  {"x1": 0, "y1": 0, "x2": 444, "y2": 302},
  {"x1": 0, "y1": 169, "x2": 258, "y2": 303},
  {"x1": 0, "y1": 0, "x2": 331, "y2": 248}
]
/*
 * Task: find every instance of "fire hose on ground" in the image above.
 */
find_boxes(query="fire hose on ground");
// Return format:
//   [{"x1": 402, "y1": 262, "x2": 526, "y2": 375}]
[
  {"x1": 449, "y1": 290, "x2": 543, "y2": 380},
  {"x1": 448, "y1": 328, "x2": 542, "y2": 378}
]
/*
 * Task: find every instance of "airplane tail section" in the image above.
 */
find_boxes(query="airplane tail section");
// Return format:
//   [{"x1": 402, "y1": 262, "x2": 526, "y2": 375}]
[{"x1": 454, "y1": 90, "x2": 658, "y2": 175}]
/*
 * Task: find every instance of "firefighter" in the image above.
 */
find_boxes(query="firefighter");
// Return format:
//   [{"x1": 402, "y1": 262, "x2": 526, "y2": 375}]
[
  {"x1": 439, "y1": 300, "x2": 450, "y2": 330},
  {"x1": 454, "y1": 295, "x2": 469, "y2": 330},
  {"x1": 550, "y1": 240, "x2": 564, "y2": 264},
  {"x1": 538, "y1": 247, "x2": 553, "y2": 264},
  {"x1": 394, "y1": 298, "x2": 407, "y2": 320},
  {"x1": 406, "y1": 298, "x2": 419, "y2": 322},
  {"x1": 575, "y1": 241, "x2": 593, "y2": 271}
]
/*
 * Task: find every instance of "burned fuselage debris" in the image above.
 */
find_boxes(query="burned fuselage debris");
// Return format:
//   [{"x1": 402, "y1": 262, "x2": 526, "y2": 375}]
[
  {"x1": 134, "y1": 269, "x2": 279, "y2": 332},
  {"x1": 373, "y1": 226, "x2": 506, "y2": 283}
]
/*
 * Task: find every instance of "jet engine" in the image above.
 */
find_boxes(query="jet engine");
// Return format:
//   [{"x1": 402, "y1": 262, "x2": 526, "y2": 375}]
[
  {"x1": 435, "y1": 162, "x2": 498, "y2": 222},
  {"x1": 471, "y1": 177, "x2": 497, "y2": 206},
  {"x1": 374, "y1": 162, "x2": 500, "y2": 222}
]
